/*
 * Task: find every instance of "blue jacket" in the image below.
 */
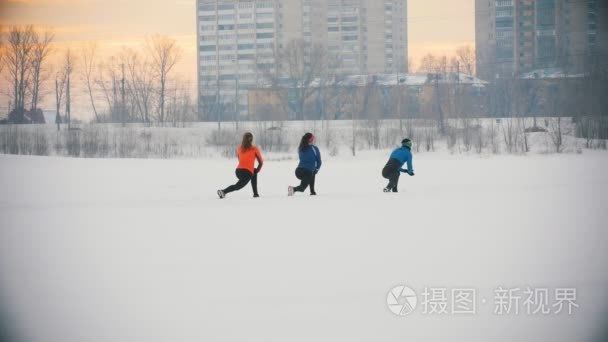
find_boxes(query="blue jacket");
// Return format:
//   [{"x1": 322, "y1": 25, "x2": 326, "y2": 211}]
[
  {"x1": 298, "y1": 145, "x2": 322, "y2": 172},
  {"x1": 390, "y1": 147, "x2": 414, "y2": 175}
]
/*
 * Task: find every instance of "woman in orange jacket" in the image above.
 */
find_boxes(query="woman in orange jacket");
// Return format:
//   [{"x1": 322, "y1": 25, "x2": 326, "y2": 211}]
[{"x1": 217, "y1": 132, "x2": 264, "y2": 199}]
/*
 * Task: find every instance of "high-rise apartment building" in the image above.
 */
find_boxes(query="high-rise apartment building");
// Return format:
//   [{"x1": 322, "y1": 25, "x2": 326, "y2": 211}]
[
  {"x1": 475, "y1": 0, "x2": 607, "y2": 80},
  {"x1": 196, "y1": 0, "x2": 408, "y2": 119},
  {"x1": 324, "y1": 0, "x2": 408, "y2": 75}
]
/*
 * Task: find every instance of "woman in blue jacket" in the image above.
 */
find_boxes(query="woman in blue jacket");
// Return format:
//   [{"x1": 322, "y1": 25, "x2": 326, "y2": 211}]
[
  {"x1": 288, "y1": 133, "x2": 322, "y2": 196},
  {"x1": 382, "y1": 138, "x2": 415, "y2": 192}
]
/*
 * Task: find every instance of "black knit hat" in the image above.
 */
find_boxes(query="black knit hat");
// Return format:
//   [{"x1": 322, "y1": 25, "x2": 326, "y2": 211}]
[{"x1": 401, "y1": 138, "x2": 412, "y2": 148}]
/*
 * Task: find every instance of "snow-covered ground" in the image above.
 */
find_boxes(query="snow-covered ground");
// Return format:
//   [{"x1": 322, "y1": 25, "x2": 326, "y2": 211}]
[{"x1": 1, "y1": 151, "x2": 608, "y2": 342}]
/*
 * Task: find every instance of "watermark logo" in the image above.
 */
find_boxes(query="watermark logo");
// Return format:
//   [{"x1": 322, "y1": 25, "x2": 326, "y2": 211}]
[
  {"x1": 386, "y1": 285, "x2": 578, "y2": 317},
  {"x1": 387, "y1": 285, "x2": 418, "y2": 316}
]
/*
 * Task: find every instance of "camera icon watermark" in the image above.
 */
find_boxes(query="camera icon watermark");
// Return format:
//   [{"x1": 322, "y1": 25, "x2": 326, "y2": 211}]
[{"x1": 386, "y1": 285, "x2": 418, "y2": 316}]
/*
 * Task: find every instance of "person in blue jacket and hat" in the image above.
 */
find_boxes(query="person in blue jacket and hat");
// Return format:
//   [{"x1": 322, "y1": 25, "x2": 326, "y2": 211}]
[
  {"x1": 382, "y1": 138, "x2": 415, "y2": 192},
  {"x1": 288, "y1": 132, "x2": 322, "y2": 196}
]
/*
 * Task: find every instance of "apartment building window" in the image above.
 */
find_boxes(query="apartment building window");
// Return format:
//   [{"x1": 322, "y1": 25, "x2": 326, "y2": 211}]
[
  {"x1": 342, "y1": 35, "x2": 358, "y2": 41},
  {"x1": 200, "y1": 45, "x2": 217, "y2": 52},
  {"x1": 257, "y1": 32, "x2": 274, "y2": 39},
  {"x1": 238, "y1": 33, "x2": 255, "y2": 40},
  {"x1": 495, "y1": 0, "x2": 513, "y2": 7},
  {"x1": 219, "y1": 34, "x2": 236, "y2": 40},
  {"x1": 218, "y1": 15, "x2": 234, "y2": 21},
  {"x1": 256, "y1": 13, "x2": 273, "y2": 19},
  {"x1": 257, "y1": 63, "x2": 274, "y2": 69},
  {"x1": 219, "y1": 75, "x2": 235, "y2": 81},
  {"x1": 258, "y1": 52, "x2": 273, "y2": 59},
  {"x1": 239, "y1": 75, "x2": 255, "y2": 81},
  {"x1": 239, "y1": 14, "x2": 253, "y2": 19},
  {"x1": 496, "y1": 10, "x2": 512, "y2": 17},
  {"x1": 200, "y1": 36, "x2": 216, "y2": 41},
  {"x1": 200, "y1": 15, "x2": 216, "y2": 21},
  {"x1": 496, "y1": 48, "x2": 513, "y2": 59},
  {"x1": 201, "y1": 55, "x2": 216, "y2": 61},
  {"x1": 220, "y1": 55, "x2": 235, "y2": 61},
  {"x1": 257, "y1": 23, "x2": 274, "y2": 29},
  {"x1": 496, "y1": 19, "x2": 513, "y2": 28},
  {"x1": 238, "y1": 54, "x2": 255, "y2": 60},
  {"x1": 238, "y1": 23, "x2": 255, "y2": 29},
  {"x1": 239, "y1": 3, "x2": 253, "y2": 9},
  {"x1": 328, "y1": 27, "x2": 339, "y2": 32},
  {"x1": 200, "y1": 25, "x2": 215, "y2": 31},
  {"x1": 219, "y1": 45, "x2": 235, "y2": 51},
  {"x1": 342, "y1": 26, "x2": 358, "y2": 31},
  {"x1": 342, "y1": 17, "x2": 358, "y2": 22},
  {"x1": 257, "y1": 2, "x2": 273, "y2": 9},
  {"x1": 238, "y1": 43, "x2": 255, "y2": 50},
  {"x1": 218, "y1": 4, "x2": 235, "y2": 10},
  {"x1": 328, "y1": 17, "x2": 339, "y2": 22},
  {"x1": 495, "y1": 31, "x2": 513, "y2": 38},
  {"x1": 218, "y1": 24, "x2": 235, "y2": 30},
  {"x1": 199, "y1": 4, "x2": 215, "y2": 11},
  {"x1": 257, "y1": 43, "x2": 274, "y2": 49}
]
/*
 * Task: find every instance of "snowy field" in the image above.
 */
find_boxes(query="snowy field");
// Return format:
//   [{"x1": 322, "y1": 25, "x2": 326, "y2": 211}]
[{"x1": 1, "y1": 151, "x2": 608, "y2": 342}]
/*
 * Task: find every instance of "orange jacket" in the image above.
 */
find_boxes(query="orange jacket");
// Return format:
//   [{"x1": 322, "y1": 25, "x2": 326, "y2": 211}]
[{"x1": 237, "y1": 145, "x2": 263, "y2": 174}]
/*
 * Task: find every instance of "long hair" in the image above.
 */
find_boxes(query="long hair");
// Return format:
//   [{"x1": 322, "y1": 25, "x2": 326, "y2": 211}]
[
  {"x1": 241, "y1": 132, "x2": 253, "y2": 152},
  {"x1": 298, "y1": 132, "x2": 314, "y2": 152}
]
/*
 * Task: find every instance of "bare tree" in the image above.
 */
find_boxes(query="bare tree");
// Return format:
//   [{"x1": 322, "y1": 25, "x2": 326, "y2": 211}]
[
  {"x1": 29, "y1": 29, "x2": 54, "y2": 111},
  {"x1": 418, "y1": 54, "x2": 450, "y2": 135},
  {"x1": 96, "y1": 56, "x2": 122, "y2": 122},
  {"x1": 418, "y1": 53, "x2": 448, "y2": 74},
  {"x1": 54, "y1": 70, "x2": 67, "y2": 130},
  {"x1": 266, "y1": 38, "x2": 338, "y2": 121},
  {"x1": 62, "y1": 49, "x2": 76, "y2": 129},
  {"x1": 5, "y1": 25, "x2": 35, "y2": 122},
  {"x1": 147, "y1": 34, "x2": 181, "y2": 124},
  {"x1": 0, "y1": 26, "x2": 5, "y2": 76},
  {"x1": 418, "y1": 54, "x2": 436, "y2": 73},
  {"x1": 166, "y1": 79, "x2": 195, "y2": 126},
  {"x1": 455, "y1": 45, "x2": 475, "y2": 75},
  {"x1": 407, "y1": 57, "x2": 414, "y2": 73},
  {"x1": 80, "y1": 42, "x2": 101, "y2": 122},
  {"x1": 121, "y1": 47, "x2": 156, "y2": 124},
  {"x1": 341, "y1": 76, "x2": 375, "y2": 156}
]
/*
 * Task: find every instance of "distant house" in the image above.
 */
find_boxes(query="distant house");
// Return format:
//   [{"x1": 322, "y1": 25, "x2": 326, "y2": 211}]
[
  {"x1": 5, "y1": 109, "x2": 46, "y2": 124},
  {"x1": 247, "y1": 72, "x2": 489, "y2": 121}
]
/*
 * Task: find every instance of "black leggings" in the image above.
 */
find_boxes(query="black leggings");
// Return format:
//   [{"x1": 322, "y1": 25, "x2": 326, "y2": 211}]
[
  {"x1": 223, "y1": 168, "x2": 258, "y2": 195},
  {"x1": 293, "y1": 167, "x2": 316, "y2": 193},
  {"x1": 382, "y1": 159, "x2": 401, "y2": 190}
]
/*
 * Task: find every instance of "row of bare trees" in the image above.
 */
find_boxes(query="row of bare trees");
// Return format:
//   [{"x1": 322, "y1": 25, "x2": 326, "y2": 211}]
[
  {"x1": 0, "y1": 25, "x2": 54, "y2": 123},
  {"x1": 60, "y1": 34, "x2": 185, "y2": 125},
  {"x1": 250, "y1": 43, "x2": 476, "y2": 124},
  {"x1": 0, "y1": 25, "x2": 186, "y2": 125},
  {"x1": 415, "y1": 46, "x2": 476, "y2": 75}
]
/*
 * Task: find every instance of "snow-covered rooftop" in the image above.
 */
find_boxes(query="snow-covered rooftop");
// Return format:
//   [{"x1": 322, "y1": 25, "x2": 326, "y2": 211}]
[
  {"x1": 255, "y1": 72, "x2": 489, "y2": 89},
  {"x1": 520, "y1": 68, "x2": 587, "y2": 79}
]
